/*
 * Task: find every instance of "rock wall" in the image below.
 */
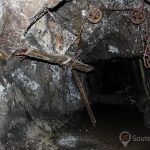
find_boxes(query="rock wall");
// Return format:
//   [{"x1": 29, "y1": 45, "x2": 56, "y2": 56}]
[
  {"x1": 0, "y1": 0, "x2": 83, "y2": 149},
  {"x1": 0, "y1": 0, "x2": 150, "y2": 149}
]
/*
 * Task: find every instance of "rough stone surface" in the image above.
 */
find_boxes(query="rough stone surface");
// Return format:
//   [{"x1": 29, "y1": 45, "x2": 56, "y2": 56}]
[
  {"x1": 0, "y1": 0, "x2": 150, "y2": 149},
  {"x1": 55, "y1": 0, "x2": 148, "y2": 61},
  {"x1": 0, "y1": 0, "x2": 82, "y2": 149}
]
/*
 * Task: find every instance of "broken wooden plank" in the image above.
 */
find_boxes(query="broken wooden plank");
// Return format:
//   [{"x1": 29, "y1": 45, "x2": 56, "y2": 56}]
[
  {"x1": 13, "y1": 49, "x2": 94, "y2": 73},
  {"x1": 72, "y1": 70, "x2": 96, "y2": 128}
]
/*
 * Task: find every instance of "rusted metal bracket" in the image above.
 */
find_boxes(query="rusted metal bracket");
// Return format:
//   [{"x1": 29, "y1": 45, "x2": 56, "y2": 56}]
[
  {"x1": 130, "y1": 8, "x2": 145, "y2": 25},
  {"x1": 143, "y1": 45, "x2": 150, "y2": 68},
  {"x1": 87, "y1": 6, "x2": 103, "y2": 24},
  {"x1": 13, "y1": 49, "x2": 94, "y2": 73},
  {"x1": 24, "y1": 0, "x2": 72, "y2": 36},
  {"x1": 72, "y1": 70, "x2": 96, "y2": 128},
  {"x1": 86, "y1": 0, "x2": 147, "y2": 25}
]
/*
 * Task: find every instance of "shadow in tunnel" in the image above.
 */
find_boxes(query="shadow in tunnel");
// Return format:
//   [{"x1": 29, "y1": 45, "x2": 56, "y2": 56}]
[
  {"x1": 56, "y1": 58, "x2": 150, "y2": 150},
  {"x1": 77, "y1": 58, "x2": 150, "y2": 150}
]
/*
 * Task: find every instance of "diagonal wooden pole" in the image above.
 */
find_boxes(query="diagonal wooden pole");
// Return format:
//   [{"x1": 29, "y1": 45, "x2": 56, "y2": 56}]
[
  {"x1": 13, "y1": 49, "x2": 94, "y2": 73},
  {"x1": 13, "y1": 49, "x2": 96, "y2": 127},
  {"x1": 72, "y1": 70, "x2": 96, "y2": 128}
]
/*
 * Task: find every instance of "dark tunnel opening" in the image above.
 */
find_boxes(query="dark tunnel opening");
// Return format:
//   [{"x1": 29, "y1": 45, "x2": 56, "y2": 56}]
[
  {"x1": 87, "y1": 59, "x2": 138, "y2": 96},
  {"x1": 86, "y1": 58, "x2": 146, "y2": 105},
  {"x1": 87, "y1": 57, "x2": 150, "y2": 105},
  {"x1": 77, "y1": 58, "x2": 150, "y2": 149}
]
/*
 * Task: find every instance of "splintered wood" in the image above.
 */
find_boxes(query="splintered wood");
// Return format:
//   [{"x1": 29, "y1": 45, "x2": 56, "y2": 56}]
[
  {"x1": 72, "y1": 70, "x2": 96, "y2": 128},
  {"x1": 13, "y1": 49, "x2": 94, "y2": 73}
]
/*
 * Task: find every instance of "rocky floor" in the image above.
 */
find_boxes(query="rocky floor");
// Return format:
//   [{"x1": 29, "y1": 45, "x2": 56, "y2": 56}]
[{"x1": 55, "y1": 104, "x2": 150, "y2": 150}]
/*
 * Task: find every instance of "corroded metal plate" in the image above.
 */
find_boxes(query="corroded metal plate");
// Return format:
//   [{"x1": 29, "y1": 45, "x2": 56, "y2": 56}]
[
  {"x1": 130, "y1": 8, "x2": 145, "y2": 25},
  {"x1": 87, "y1": 6, "x2": 103, "y2": 24}
]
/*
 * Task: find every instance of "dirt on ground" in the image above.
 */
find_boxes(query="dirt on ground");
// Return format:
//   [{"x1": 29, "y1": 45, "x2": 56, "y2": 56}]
[{"x1": 55, "y1": 104, "x2": 150, "y2": 150}]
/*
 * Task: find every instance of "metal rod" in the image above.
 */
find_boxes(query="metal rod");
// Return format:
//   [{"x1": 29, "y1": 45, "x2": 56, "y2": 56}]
[
  {"x1": 139, "y1": 59, "x2": 150, "y2": 100},
  {"x1": 101, "y1": 8, "x2": 133, "y2": 11}
]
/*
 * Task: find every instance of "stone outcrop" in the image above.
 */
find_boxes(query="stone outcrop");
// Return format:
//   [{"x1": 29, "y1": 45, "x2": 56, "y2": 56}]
[{"x1": 0, "y1": 0, "x2": 150, "y2": 149}]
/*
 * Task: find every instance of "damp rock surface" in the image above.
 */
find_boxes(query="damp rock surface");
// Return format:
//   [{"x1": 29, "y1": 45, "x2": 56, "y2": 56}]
[{"x1": 0, "y1": 0, "x2": 150, "y2": 149}]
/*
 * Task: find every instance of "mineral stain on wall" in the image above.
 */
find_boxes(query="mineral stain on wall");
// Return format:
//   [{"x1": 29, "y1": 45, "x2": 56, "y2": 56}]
[{"x1": 0, "y1": 0, "x2": 150, "y2": 149}]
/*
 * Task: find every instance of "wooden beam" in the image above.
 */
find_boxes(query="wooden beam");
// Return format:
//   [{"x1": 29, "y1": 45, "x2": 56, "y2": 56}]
[
  {"x1": 72, "y1": 70, "x2": 96, "y2": 127},
  {"x1": 13, "y1": 49, "x2": 94, "y2": 73}
]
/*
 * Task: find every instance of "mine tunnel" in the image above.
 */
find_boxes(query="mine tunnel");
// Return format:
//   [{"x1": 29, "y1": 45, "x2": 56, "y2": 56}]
[
  {"x1": 76, "y1": 58, "x2": 150, "y2": 149},
  {"x1": 0, "y1": 0, "x2": 150, "y2": 150},
  {"x1": 87, "y1": 58, "x2": 147, "y2": 104}
]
